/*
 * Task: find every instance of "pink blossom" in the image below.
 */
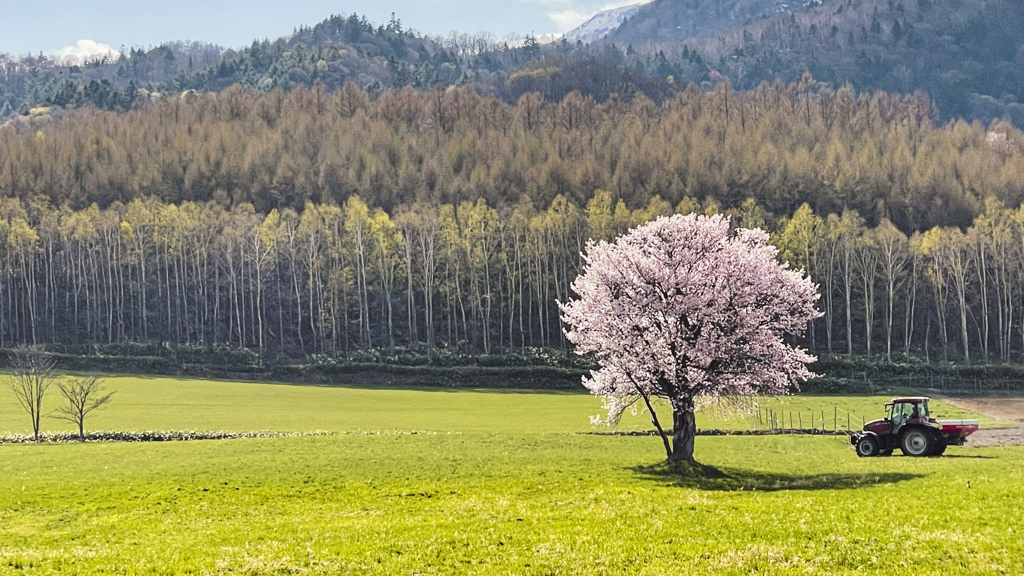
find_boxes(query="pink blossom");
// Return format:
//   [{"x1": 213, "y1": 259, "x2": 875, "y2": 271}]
[{"x1": 560, "y1": 213, "x2": 820, "y2": 462}]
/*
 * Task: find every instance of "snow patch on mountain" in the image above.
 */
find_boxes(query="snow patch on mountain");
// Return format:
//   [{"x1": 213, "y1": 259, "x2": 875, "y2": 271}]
[
  {"x1": 772, "y1": 0, "x2": 823, "y2": 14},
  {"x1": 563, "y1": 3, "x2": 649, "y2": 44}
]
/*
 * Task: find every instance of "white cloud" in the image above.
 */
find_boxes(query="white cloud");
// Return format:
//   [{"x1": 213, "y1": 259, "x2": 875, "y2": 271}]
[
  {"x1": 548, "y1": 9, "x2": 591, "y2": 31},
  {"x1": 517, "y1": 0, "x2": 576, "y2": 6},
  {"x1": 52, "y1": 39, "x2": 116, "y2": 61},
  {"x1": 518, "y1": 0, "x2": 655, "y2": 32},
  {"x1": 599, "y1": 0, "x2": 652, "y2": 9}
]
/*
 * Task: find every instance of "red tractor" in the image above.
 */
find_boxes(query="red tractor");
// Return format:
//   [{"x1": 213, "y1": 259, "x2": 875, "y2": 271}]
[{"x1": 851, "y1": 397, "x2": 978, "y2": 457}]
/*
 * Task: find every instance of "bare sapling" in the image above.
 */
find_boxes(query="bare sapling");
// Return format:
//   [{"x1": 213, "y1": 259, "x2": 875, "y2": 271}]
[
  {"x1": 6, "y1": 346, "x2": 57, "y2": 441},
  {"x1": 55, "y1": 376, "x2": 114, "y2": 442}
]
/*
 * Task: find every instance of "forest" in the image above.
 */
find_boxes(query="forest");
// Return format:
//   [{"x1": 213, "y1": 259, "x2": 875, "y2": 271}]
[
  {"x1": 2, "y1": 79, "x2": 1024, "y2": 365},
  {"x1": 5, "y1": 79, "x2": 1024, "y2": 227},
  {"x1": 2, "y1": 185, "x2": 1024, "y2": 367},
  {"x1": 636, "y1": 0, "x2": 1024, "y2": 125}
]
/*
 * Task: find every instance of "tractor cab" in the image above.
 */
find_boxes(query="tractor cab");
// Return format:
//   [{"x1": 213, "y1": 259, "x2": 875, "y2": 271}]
[
  {"x1": 886, "y1": 397, "x2": 932, "y2": 432},
  {"x1": 862, "y1": 397, "x2": 933, "y2": 438}
]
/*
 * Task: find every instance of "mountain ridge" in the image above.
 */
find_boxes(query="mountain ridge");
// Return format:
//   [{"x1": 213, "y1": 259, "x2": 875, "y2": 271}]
[
  {"x1": 563, "y1": 4, "x2": 647, "y2": 44},
  {"x1": 605, "y1": 0, "x2": 825, "y2": 44},
  {"x1": 3, "y1": 1, "x2": 1024, "y2": 127}
]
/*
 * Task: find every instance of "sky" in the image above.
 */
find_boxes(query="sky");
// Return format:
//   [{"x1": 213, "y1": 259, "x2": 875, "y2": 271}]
[{"x1": 0, "y1": 0, "x2": 645, "y2": 58}]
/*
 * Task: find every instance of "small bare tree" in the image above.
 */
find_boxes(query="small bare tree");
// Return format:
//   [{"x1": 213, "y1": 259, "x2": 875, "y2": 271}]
[
  {"x1": 55, "y1": 377, "x2": 114, "y2": 442},
  {"x1": 6, "y1": 347, "x2": 56, "y2": 441}
]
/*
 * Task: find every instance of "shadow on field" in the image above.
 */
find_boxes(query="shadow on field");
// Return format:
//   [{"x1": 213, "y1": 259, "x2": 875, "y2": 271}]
[{"x1": 630, "y1": 462, "x2": 922, "y2": 491}]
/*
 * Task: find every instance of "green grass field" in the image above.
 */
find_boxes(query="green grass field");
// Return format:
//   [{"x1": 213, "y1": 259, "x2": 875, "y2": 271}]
[{"x1": 0, "y1": 376, "x2": 1020, "y2": 574}]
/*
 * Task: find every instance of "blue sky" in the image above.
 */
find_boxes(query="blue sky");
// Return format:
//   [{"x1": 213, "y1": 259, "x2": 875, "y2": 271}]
[{"x1": 0, "y1": 0, "x2": 642, "y2": 57}]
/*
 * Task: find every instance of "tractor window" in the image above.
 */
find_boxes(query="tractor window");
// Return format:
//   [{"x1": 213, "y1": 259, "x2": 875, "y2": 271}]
[
  {"x1": 895, "y1": 402, "x2": 928, "y2": 421},
  {"x1": 892, "y1": 403, "x2": 913, "y2": 429}
]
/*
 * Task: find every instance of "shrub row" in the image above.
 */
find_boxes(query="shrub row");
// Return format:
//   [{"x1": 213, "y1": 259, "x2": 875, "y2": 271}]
[
  {"x1": 30, "y1": 344, "x2": 591, "y2": 370},
  {"x1": 0, "y1": 430, "x2": 333, "y2": 444},
  {"x1": 26, "y1": 351, "x2": 588, "y2": 389},
  {"x1": 804, "y1": 354, "x2": 1024, "y2": 393},
  {"x1": 33, "y1": 343, "x2": 263, "y2": 369},
  {"x1": 586, "y1": 429, "x2": 850, "y2": 437},
  {"x1": 7, "y1": 346, "x2": 1024, "y2": 393},
  {"x1": 812, "y1": 354, "x2": 1024, "y2": 379}
]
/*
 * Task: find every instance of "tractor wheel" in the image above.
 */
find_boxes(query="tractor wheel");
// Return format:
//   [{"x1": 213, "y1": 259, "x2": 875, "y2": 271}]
[
  {"x1": 856, "y1": 435, "x2": 880, "y2": 457},
  {"x1": 930, "y1": 436, "x2": 948, "y2": 456},
  {"x1": 900, "y1": 428, "x2": 933, "y2": 457}
]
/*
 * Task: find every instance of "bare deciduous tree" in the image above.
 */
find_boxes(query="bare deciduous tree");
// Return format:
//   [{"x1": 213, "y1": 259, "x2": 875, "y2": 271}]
[
  {"x1": 6, "y1": 347, "x2": 56, "y2": 441},
  {"x1": 55, "y1": 377, "x2": 114, "y2": 442}
]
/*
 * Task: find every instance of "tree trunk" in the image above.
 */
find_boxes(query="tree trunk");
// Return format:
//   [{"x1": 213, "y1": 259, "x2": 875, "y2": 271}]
[{"x1": 670, "y1": 399, "x2": 697, "y2": 463}]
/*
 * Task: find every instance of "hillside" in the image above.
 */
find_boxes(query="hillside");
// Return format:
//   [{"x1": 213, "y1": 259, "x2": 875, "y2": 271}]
[
  {"x1": 167, "y1": 14, "x2": 466, "y2": 94},
  {"x1": 606, "y1": 0, "x2": 825, "y2": 44},
  {"x1": 5, "y1": 1, "x2": 1024, "y2": 127},
  {"x1": 0, "y1": 15, "x2": 464, "y2": 116},
  {"x1": 608, "y1": 0, "x2": 1024, "y2": 124},
  {"x1": 0, "y1": 42, "x2": 224, "y2": 116}
]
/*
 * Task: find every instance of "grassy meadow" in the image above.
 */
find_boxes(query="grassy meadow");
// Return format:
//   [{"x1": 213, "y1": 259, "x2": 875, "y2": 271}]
[{"x1": 0, "y1": 375, "x2": 1020, "y2": 574}]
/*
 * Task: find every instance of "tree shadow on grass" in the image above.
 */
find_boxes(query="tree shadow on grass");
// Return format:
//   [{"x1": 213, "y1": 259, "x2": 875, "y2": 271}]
[{"x1": 630, "y1": 462, "x2": 923, "y2": 492}]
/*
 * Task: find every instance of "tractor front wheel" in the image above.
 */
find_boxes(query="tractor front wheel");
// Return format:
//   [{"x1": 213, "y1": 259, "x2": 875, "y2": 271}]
[
  {"x1": 900, "y1": 428, "x2": 933, "y2": 457},
  {"x1": 856, "y1": 435, "x2": 880, "y2": 457}
]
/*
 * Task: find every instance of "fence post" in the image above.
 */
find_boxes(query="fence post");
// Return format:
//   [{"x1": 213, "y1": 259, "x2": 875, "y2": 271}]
[
  {"x1": 847, "y1": 412, "x2": 850, "y2": 432},
  {"x1": 834, "y1": 407, "x2": 838, "y2": 432},
  {"x1": 799, "y1": 412, "x2": 803, "y2": 431}
]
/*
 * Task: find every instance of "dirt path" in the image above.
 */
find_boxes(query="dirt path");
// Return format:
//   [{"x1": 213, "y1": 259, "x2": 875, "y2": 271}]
[{"x1": 935, "y1": 395, "x2": 1024, "y2": 448}]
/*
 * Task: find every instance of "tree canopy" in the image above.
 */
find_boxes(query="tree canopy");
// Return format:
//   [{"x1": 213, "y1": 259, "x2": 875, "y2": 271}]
[{"x1": 560, "y1": 214, "x2": 819, "y2": 462}]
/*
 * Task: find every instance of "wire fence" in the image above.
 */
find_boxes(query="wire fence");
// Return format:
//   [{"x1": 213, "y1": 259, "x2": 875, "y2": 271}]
[{"x1": 758, "y1": 405, "x2": 864, "y2": 436}]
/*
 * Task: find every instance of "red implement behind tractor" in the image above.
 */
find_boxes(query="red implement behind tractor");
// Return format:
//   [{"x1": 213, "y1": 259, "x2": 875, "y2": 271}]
[{"x1": 851, "y1": 397, "x2": 978, "y2": 457}]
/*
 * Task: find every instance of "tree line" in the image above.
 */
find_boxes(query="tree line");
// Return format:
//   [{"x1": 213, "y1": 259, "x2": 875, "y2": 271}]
[
  {"x1": 4, "y1": 79, "x2": 1024, "y2": 234},
  {"x1": 2, "y1": 190, "x2": 1024, "y2": 366}
]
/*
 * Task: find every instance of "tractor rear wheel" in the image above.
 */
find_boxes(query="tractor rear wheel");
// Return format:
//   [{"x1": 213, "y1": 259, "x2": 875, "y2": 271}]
[
  {"x1": 856, "y1": 435, "x2": 880, "y2": 457},
  {"x1": 900, "y1": 428, "x2": 932, "y2": 457},
  {"x1": 929, "y1": 435, "x2": 948, "y2": 456}
]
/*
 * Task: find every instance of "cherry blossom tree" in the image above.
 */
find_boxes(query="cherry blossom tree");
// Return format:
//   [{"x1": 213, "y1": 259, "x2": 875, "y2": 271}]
[{"x1": 560, "y1": 214, "x2": 820, "y2": 463}]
